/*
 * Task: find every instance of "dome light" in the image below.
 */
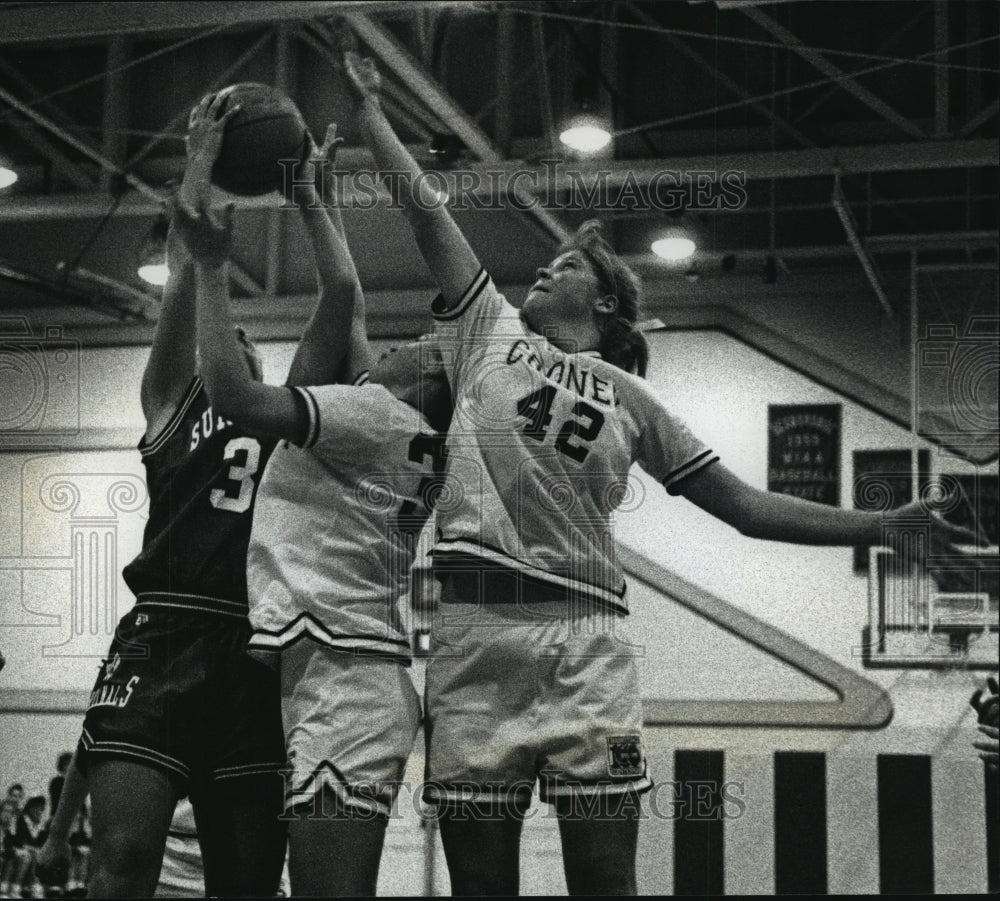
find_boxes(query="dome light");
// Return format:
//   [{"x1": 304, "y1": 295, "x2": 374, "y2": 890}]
[
  {"x1": 651, "y1": 236, "x2": 696, "y2": 261},
  {"x1": 0, "y1": 165, "x2": 17, "y2": 190},
  {"x1": 559, "y1": 119, "x2": 612, "y2": 154},
  {"x1": 137, "y1": 262, "x2": 170, "y2": 286}
]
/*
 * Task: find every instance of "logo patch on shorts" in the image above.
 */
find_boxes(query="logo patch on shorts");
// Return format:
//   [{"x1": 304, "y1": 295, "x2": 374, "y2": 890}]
[
  {"x1": 607, "y1": 735, "x2": 644, "y2": 778},
  {"x1": 103, "y1": 652, "x2": 121, "y2": 680}
]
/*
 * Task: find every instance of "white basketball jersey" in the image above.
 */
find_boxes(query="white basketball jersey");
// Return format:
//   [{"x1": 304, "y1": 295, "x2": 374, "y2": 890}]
[
  {"x1": 247, "y1": 382, "x2": 443, "y2": 658},
  {"x1": 432, "y1": 269, "x2": 718, "y2": 612}
]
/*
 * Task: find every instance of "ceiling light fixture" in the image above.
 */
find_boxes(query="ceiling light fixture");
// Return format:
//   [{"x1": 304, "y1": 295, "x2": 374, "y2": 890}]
[
  {"x1": 0, "y1": 156, "x2": 17, "y2": 190},
  {"x1": 559, "y1": 76, "x2": 612, "y2": 155},
  {"x1": 651, "y1": 232, "x2": 696, "y2": 262}
]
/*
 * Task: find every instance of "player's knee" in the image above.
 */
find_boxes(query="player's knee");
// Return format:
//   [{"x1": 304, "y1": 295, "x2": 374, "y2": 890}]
[{"x1": 92, "y1": 830, "x2": 161, "y2": 881}]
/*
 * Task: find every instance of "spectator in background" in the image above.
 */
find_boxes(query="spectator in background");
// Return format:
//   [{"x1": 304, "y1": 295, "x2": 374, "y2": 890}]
[
  {"x1": 972, "y1": 676, "x2": 999, "y2": 771},
  {"x1": 65, "y1": 807, "x2": 90, "y2": 898},
  {"x1": 9, "y1": 796, "x2": 47, "y2": 899},
  {"x1": 47, "y1": 755, "x2": 73, "y2": 823},
  {"x1": 1, "y1": 800, "x2": 20, "y2": 898},
  {"x1": 3, "y1": 790, "x2": 23, "y2": 813}
]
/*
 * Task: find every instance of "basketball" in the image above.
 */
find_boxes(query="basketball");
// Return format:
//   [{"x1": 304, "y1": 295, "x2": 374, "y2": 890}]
[{"x1": 202, "y1": 82, "x2": 308, "y2": 196}]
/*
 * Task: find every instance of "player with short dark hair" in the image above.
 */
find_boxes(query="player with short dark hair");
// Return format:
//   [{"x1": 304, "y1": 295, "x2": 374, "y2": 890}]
[{"x1": 62, "y1": 90, "x2": 372, "y2": 898}]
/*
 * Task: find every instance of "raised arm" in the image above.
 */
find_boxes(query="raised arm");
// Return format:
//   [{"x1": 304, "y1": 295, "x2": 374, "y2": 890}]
[
  {"x1": 285, "y1": 124, "x2": 372, "y2": 387},
  {"x1": 175, "y1": 202, "x2": 304, "y2": 443},
  {"x1": 341, "y1": 45, "x2": 482, "y2": 309},
  {"x1": 680, "y1": 462, "x2": 980, "y2": 555},
  {"x1": 140, "y1": 93, "x2": 233, "y2": 439},
  {"x1": 139, "y1": 217, "x2": 196, "y2": 441}
]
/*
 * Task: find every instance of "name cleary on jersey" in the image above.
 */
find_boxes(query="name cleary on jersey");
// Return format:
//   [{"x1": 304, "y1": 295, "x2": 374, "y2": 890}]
[
  {"x1": 506, "y1": 339, "x2": 619, "y2": 407},
  {"x1": 189, "y1": 407, "x2": 238, "y2": 450}
]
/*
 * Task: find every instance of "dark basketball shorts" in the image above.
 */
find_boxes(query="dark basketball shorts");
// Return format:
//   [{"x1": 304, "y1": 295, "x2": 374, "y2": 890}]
[
  {"x1": 423, "y1": 571, "x2": 653, "y2": 808},
  {"x1": 78, "y1": 599, "x2": 287, "y2": 795}
]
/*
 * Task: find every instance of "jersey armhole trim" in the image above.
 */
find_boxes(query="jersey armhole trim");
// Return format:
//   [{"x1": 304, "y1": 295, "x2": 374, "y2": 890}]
[
  {"x1": 139, "y1": 377, "x2": 203, "y2": 457},
  {"x1": 293, "y1": 387, "x2": 321, "y2": 449},
  {"x1": 432, "y1": 268, "x2": 488, "y2": 322},
  {"x1": 664, "y1": 450, "x2": 720, "y2": 496}
]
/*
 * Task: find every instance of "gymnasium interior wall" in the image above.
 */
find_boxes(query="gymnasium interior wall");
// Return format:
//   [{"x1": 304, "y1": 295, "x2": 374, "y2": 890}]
[{"x1": 1, "y1": 328, "x2": 995, "y2": 894}]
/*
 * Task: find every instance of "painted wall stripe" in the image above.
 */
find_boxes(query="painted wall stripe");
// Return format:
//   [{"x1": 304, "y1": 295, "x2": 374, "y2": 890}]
[
  {"x1": 674, "y1": 750, "x2": 725, "y2": 896},
  {"x1": 878, "y1": 754, "x2": 934, "y2": 894},
  {"x1": 774, "y1": 751, "x2": 827, "y2": 895}
]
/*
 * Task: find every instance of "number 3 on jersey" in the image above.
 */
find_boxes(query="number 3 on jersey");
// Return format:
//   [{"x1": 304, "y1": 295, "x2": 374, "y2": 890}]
[{"x1": 210, "y1": 437, "x2": 261, "y2": 513}]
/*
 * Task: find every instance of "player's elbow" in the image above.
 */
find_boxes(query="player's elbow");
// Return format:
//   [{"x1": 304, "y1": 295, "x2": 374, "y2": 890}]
[{"x1": 729, "y1": 496, "x2": 765, "y2": 539}]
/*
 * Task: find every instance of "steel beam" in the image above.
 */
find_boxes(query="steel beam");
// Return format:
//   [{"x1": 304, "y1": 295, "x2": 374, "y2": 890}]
[
  {"x1": 0, "y1": 2, "x2": 476, "y2": 45},
  {"x1": 126, "y1": 30, "x2": 274, "y2": 167},
  {"x1": 4, "y1": 116, "x2": 96, "y2": 189},
  {"x1": 342, "y1": 11, "x2": 571, "y2": 243},
  {"x1": 495, "y1": 8, "x2": 515, "y2": 158},
  {"x1": 958, "y1": 98, "x2": 999, "y2": 138},
  {"x1": 100, "y1": 36, "x2": 132, "y2": 192},
  {"x1": 298, "y1": 23, "x2": 441, "y2": 139},
  {"x1": 625, "y1": 1, "x2": 812, "y2": 148},
  {"x1": 741, "y1": 6, "x2": 927, "y2": 140},
  {"x1": 0, "y1": 139, "x2": 995, "y2": 223},
  {"x1": 531, "y1": 15, "x2": 557, "y2": 150},
  {"x1": 934, "y1": 0, "x2": 949, "y2": 137},
  {"x1": 0, "y1": 82, "x2": 164, "y2": 201},
  {"x1": 831, "y1": 178, "x2": 893, "y2": 318}
]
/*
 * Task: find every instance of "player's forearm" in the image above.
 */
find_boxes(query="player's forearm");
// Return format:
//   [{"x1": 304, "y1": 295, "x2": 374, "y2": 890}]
[
  {"x1": 356, "y1": 97, "x2": 480, "y2": 307},
  {"x1": 297, "y1": 189, "x2": 362, "y2": 301},
  {"x1": 742, "y1": 490, "x2": 884, "y2": 545},
  {"x1": 176, "y1": 148, "x2": 214, "y2": 216},
  {"x1": 46, "y1": 754, "x2": 87, "y2": 841},
  {"x1": 285, "y1": 188, "x2": 369, "y2": 386},
  {"x1": 356, "y1": 98, "x2": 434, "y2": 209},
  {"x1": 287, "y1": 282, "x2": 369, "y2": 387},
  {"x1": 140, "y1": 251, "x2": 196, "y2": 416},
  {"x1": 193, "y1": 262, "x2": 256, "y2": 417}
]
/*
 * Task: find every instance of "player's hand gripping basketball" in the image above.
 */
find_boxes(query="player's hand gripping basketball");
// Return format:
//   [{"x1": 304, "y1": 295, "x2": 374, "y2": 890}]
[{"x1": 180, "y1": 92, "x2": 241, "y2": 215}]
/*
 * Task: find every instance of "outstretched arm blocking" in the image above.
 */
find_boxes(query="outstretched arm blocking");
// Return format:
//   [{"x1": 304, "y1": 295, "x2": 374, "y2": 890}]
[
  {"x1": 680, "y1": 463, "x2": 982, "y2": 557},
  {"x1": 341, "y1": 47, "x2": 481, "y2": 310},
  {"x1": 285, "y1": 124, "x2": 372, "y2": 387}
]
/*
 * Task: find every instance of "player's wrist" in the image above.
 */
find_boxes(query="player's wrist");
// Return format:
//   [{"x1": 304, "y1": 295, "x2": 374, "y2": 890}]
[{"x1": 355, "y1": 95, "x2": 382, "y2": 119}]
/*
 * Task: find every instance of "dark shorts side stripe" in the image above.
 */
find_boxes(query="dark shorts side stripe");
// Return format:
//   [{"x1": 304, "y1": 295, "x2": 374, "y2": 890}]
[{"x1": 774, "y1": 751, "x2": 827, "y2": 895}]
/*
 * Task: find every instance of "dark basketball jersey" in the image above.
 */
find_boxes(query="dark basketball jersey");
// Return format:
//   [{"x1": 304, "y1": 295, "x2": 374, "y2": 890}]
[{"x1": 122, "y1": 377, "x2": 275, "y2": 614}]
